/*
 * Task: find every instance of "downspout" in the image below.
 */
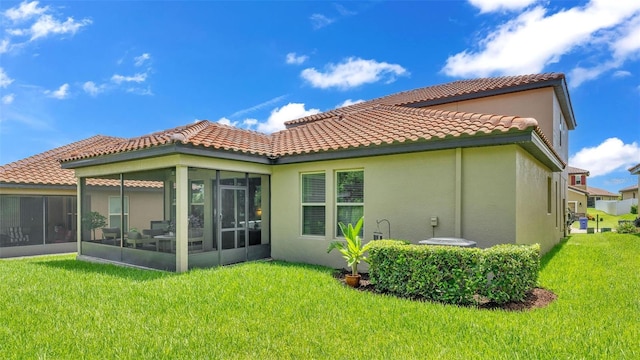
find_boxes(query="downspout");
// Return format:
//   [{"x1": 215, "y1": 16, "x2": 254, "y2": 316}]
[{"x1": 455, "y1": 148, "x2": 462, "y2": 238}]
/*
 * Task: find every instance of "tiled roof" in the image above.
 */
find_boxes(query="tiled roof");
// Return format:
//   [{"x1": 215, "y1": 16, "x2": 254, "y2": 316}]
[
  {"x1": 568, "y1": 166, "x2": 589, "y2": 175},
  {"x1": 285, "y1": 73, "x2": 566, "y2": 127},
  {"x1": 568, "y1": 185, "x2": 589, "y2": 195},
  {"x1": 61, "y1": 74, "x2": 564, "y2": 165},
  {"x1": 0, "y1": 136, "x2": 123, "y2": 186},
  {"x1": 587, "y1": 186, "x2": 618, "y2": 197},
  {"x1": 270, "y1": 105, "x2": 541, "y2": 156},
  {"x1": 619, "y1": 184, "x2": 638, "y2": 192},
  {"x1": 629, "y1": 163, "x2": 640, "y2": 174},
  {"x1": 63, "y1": 121, "x2": 272, "y2": 162}
]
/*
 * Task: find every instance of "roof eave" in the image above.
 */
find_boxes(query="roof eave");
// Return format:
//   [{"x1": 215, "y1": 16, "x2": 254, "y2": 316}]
[
  {"x1": 61, "y1": 143, "x2": 272, "y2": 169},
  {"x1": 274, "y1": 130, "x2": 564, "y2": 171}
]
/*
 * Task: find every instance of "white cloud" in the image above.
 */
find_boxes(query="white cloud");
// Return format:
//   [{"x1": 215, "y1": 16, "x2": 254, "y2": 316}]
[
  {"x1": 286, "y1": 52, "x2": 308, "y2": 65},
  {"x1": 443, "y1": 1, "x2": 640, "y2": 86},
  {"x1": 468, "y1": 0, "x2": 538, "y2": 13},
  {"x1": 257, "y1": 103, "x2": 321, "y2": 133},
  {"x1": 126, "y1": 86, "x2": 153, "y2": 96},
  {"x1": 217, "y1": 117, "x2": 237, "y2": 127},
  {"x1": 0, "y1": 68, "x2": 14, "y2": 88},
  {"x1": 301, "y1": 57, "x2": 409, "y2": 90},
  {"x1": 4, "y1": 1, "x2": 48, "y2": 22},
  {"x1": 230, "y1": 95, "x2": 288, "y2": 118},
  {"x1": 243, "y1": 118, "x2": 258, "y2": 126},
  {"x1": 82, "y1": 81, "x2": 104, "y2": 96},
  {"x1": 134, "y1": 53, "x2": 151, "y2": 67},
  {"x1": 44, "y1": 83, "x2": 69, "y2": 99},
  {"x1": 2, "y1": 93, "x2": 15, "y2": 104},
  {"x1": 612, "y1": 70, "x2": 632, "y2": 78},
  {"x1": 111, "y1": 73, "x2": 147, "y2": 84},
  {"x1": 334, "y1": 4, "x2": 357, "y2": 17},
  {"x1": 569, "y1": 138, "x2": 640, "y2": 177},
  {"x1": 310, "y1": 14, "x2": 334, "y2": 29},
  {"x1": 2, "y1": 1, "x2": 91, "y2": 47},
  {"x1": 0, "y1": 39, "x2": 9, "y2": 53},
  {"x1": 337, "y1": 99, "x2": 365, "y2": 108},
  {"x1": 29, "y1": 14, "x2": 91, "y2": 41}
]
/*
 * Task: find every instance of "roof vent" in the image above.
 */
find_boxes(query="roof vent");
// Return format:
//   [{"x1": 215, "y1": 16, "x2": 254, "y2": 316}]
[{"x1": 338, "y1": 114, "x2": 344, "y2": 121}]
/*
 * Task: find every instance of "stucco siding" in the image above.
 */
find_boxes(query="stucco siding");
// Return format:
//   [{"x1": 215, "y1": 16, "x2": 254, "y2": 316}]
[
  {"x1": 427, "y1": 88, "x2": 559, "y2": 154},
  {"x1": 270, "y1": 145, "x2": 540, "y2": 269},
  {"x1": 271, "y1": 150, "x2": 459, "y2": 269},
  {"x1": 460, "y1": 146, "x2": 517, "y2": 248},
  {"x1": 568, "y1": 189, "x2": 588, "y2": 214},
  {"x1": 515, "y1": 148, "x2": 562, "y2": 253}
]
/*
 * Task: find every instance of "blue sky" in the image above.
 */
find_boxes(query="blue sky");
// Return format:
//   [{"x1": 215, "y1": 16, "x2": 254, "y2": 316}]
[{"x1": 0, "y1": 0, "x2": 639, "y2": 193}]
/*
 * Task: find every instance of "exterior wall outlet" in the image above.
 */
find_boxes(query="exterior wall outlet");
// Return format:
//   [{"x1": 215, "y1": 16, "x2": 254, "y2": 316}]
[{"x1": 430, "y1": 216, "x2": 438, "y2": 226}]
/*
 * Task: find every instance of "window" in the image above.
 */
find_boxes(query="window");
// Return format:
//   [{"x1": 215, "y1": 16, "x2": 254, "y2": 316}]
[
  {"x1": 108, "y1": 196, "x2": 129, "y2": 230},
  {"x1": 575, "y1": 175, "x2": 582, "y2": 185},
  {"x1": 336, "y1": 170, "x2": 364, "y2": 236},
  {"x1": 547, "y1": 177, "x2": 552, "y2": 214},
  {"x1": 301, "y1": 173, "x2": 325, "y2": 236}
]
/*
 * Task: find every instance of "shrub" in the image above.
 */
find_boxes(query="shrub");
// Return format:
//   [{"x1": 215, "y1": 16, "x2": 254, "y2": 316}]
[
  {"x1": 631, "y1": 204, "x2": 638, "y2": 214},
  {"x1": 617, "y1": 221, "x2": 638, "y2": 234},
  {"x1": 477, "y1": 244, "x2": 540, "y2": 303},
  {"x1": 368, "y1": 241, "x2": 540, "y2": 305},
  {"x1": 369, "y1": 241, "x2": 482, "y2": 305}
]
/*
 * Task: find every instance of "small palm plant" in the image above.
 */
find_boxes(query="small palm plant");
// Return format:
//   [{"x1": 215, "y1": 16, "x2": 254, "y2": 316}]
[{"x1": 327, "y1": 217, "x2": 371, "y2": 286}]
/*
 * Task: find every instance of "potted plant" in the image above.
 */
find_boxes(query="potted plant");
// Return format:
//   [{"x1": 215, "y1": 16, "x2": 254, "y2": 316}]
[{"x1": 327, "y1": 217, "x2": 372, "y2": 287}]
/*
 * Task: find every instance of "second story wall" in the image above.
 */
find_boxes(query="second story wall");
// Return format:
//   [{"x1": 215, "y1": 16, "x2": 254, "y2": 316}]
[{"x1": 426, "y1": 87, "x2": 568, "y2": 163}]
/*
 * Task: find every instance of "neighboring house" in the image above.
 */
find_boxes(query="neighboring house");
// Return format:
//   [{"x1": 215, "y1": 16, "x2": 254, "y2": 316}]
[
  {"x1": 55, "y1": 73, "x2": 576, "y2": 272},
  {"x1": 0, "y1": 136, "x2": 163, "y2": 258},
  {"x1": 586, "y1": 186, "x2": 619, "y2": 207},
  {"x1": 630, "y1": 163, "x2": 640, "y2": 193},
  {"x1": 619, "y1": 184, "x2": 638, "y2": 200},
  {"x1": 567, "y1": 166, "x2": 589, "y2": 216}
]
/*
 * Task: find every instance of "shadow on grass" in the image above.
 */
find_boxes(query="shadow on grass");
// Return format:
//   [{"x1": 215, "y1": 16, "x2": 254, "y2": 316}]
[
  {"x1": 540, "y1": 236, "x2": 570, "y2": 271},
  {"x1": 34, "y1": 258, "x2": 175, "y2": 281}
]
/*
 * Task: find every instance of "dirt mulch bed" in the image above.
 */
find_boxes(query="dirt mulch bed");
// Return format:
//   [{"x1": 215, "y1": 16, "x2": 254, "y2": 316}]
[{"x1": 333, "y1": 270, "x2": 556, "y2": 311}]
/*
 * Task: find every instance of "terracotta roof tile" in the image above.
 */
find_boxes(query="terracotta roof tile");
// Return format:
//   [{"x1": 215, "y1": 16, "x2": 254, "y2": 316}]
[
  {"x1": 64, "y1": 121, "x2": 272, "y2": 162},
  {"x1": 619, "y1": 184, "x2": 638, "y2": 192},
  {"x1": 568, "y1": 166, "x2": 589, "y2": 174},
  {"x1": 285, "y1": 73, "x2": 565, "y2": 127},
  {"x1": 0, "y1": 136, "x2": 123, "y2": 187},
  {"x1": 54, "y1": 73, "x2": 565, "y2": 170},
  {"x1": 587, "y1": 186, "x2": 618, "y2": 197},
  {"x1": 270, "y1": 105, "x2": 541, "y2": 156}
]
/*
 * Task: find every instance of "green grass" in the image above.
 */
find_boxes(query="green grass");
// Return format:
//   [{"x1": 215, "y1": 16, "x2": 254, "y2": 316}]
[
  {"x1": 572, "y1": 208, "x2": 638, "y2": 230},
  {"x1": 2, "y1": 233, "x2": 639, "y2": 359}
]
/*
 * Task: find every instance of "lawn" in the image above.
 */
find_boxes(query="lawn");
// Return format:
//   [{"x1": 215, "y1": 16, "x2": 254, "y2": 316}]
[
  {"x1": 1, "y1": 233, "x2": 639, "y2": 359},
  {"x1": 571, "y1": 208, "x2": 638, "y2": 230}
]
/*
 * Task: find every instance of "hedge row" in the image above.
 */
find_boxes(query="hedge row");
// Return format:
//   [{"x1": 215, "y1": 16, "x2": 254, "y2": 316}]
[{"x1": 368, "y1": 240, "x2": 540, "y2": 305}]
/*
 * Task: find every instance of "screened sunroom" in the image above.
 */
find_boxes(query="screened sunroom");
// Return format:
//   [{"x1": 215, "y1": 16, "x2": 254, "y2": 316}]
[{"x1": 74, "y1": 161, "x2": 270, "y2": 272}]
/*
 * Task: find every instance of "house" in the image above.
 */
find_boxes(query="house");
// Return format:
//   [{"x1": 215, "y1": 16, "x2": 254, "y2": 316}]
[
  {"x1": 567, "y1": 166, "x2": 589, "y2": 216},
  {"x1": 0, "y1": 136, "x2": 164, "y2": 258},
  {"x1": 586, "y1": 186, "x2": 619, "y2": 207},
  {"x1": 619, "y1": 184, "x2": 638, "y2": 200},
  {"x1": 53, "y1": 73, "x2": 577, "y2": 272}
]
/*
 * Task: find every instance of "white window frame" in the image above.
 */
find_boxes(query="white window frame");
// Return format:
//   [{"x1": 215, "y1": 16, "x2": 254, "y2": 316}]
[
  {"x1": 108, "y1": 196, "x2": 129, "y2": 230},
  {"x1": 301, "y1": 172, "x2": 326, "y2": 236},
  {"x1": 335, "y1": 169, "x2": 364, "y2": 237}
]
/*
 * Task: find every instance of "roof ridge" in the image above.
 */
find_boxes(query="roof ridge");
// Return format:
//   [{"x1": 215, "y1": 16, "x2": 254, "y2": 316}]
[{"x1": 284, "y1": 73, "x2": 565, "y2": 127}]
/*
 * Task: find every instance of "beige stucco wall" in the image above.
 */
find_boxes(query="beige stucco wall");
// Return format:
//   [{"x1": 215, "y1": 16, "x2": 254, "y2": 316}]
[
  {"x1": 515, "y1": 148, "x2": 564, "y2": 254},
  {"x1": 568, "y1": 189, "x2": 588, "y2": 214},
  {"x1": 86, "y1": 188, "x2": 163, "y2": 239},
  {"x1": 428, "y1": 87, "x2": 568, "y2": 162},
  {"x1": 621, "y1": 189, "x2": 638, "y2": 200},
  {"x1": 271, "y1": 144, "x2": 561, "y2": 270}
]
